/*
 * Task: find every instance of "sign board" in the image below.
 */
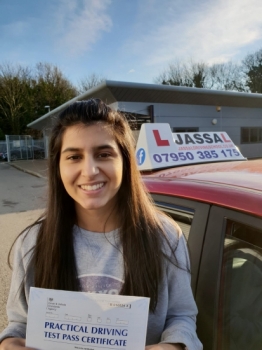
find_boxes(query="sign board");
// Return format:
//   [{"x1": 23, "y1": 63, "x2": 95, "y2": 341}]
[
  {"x1": 26, "y1": 288, "x2": 149, "y2": 350},
  {"x1": 135, "y1": 123, "x2": 246, "y2": 171}
]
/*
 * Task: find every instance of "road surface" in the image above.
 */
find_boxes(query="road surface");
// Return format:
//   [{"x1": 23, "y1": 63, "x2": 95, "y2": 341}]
[
  {"x1": 0, "y1": 162, "x2": 46, "y2": 214},
  {"x1": 0, "y1": 162, "x2": 46, "y2": 332}
]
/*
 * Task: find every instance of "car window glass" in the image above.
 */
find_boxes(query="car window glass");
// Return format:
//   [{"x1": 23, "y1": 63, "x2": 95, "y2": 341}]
[
  {"x1": 218, "y1": 220, "x2": 262, "y2": 350},
  {"x1": 155, "y1": 203, "x2": 194, "y2": 240}
]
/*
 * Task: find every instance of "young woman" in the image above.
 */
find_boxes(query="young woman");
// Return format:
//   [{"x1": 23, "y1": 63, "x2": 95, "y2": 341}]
[{"x1": 0, "y1": 99, "x2": 202, "y2": 350}]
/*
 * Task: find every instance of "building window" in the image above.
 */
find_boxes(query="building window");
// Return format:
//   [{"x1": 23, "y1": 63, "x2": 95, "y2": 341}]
[
  {"x1": 173, "y1": 127, "x2": 199, "y2": 133},
  {"x1": 241, "y1": 127, "x2": 262, "y2": 144}
]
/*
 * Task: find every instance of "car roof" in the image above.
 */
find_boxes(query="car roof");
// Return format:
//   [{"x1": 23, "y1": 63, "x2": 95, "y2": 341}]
[{"x1": 143, "y1": 159, "x2": 262, "y2": 217}]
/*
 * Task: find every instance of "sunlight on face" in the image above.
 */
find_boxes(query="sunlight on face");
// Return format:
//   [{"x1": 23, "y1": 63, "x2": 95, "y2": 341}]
[{"x1": 59, "y1": 123, "x2": 123, "y2": 219}]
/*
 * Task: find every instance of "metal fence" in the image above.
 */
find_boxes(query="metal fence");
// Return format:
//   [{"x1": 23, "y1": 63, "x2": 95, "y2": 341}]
[
  {"x1": 0, "y1": 141, "x2": 6, "y2": 153},
  {"x1": 3, "y1": 135, "x2": 46, "y2": 162}
]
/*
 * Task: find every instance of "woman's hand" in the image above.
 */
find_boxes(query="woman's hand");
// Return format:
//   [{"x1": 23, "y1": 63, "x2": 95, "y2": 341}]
[
  {"x1": 145, "y1": 344, "x2": 185, "y2": 350},
  {"x1": 0, "y1": 338, "x2": 36, "y2": 350}
]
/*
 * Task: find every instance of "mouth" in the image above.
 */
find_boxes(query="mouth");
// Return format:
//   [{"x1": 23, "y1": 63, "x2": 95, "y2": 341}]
[{"x1": 79, "y1": 182, "x2": 105, "y2": 192}]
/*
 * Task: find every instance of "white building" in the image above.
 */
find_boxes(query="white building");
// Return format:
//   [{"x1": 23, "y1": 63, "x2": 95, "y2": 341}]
[{"x1": 28, "y1": 80, "x2": 262, "y2": 159}]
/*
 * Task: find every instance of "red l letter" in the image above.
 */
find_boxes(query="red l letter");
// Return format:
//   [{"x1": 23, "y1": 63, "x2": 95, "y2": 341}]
[
  {"x1": 221, "y1": 133, "x2": 231, "y2": 143},
  {"x1": 153, "y1": 130, "x2": 170, "y2": 146}
]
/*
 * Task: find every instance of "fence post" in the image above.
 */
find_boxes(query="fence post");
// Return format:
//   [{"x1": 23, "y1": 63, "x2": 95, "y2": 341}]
[
  {"x1": 44, "y1": 136, "x2": 49, "y2": 159},
  {"x1": 5, "y1": 135, "x2": 10, "y2": 162},
  {"x1": 19, "y1": 135, "x2": 23, "y2": 160}
]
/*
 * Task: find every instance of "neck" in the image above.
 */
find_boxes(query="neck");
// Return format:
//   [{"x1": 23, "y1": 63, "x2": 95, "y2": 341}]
[{"x1": 75, "y1": 204, "x2": 119, "y2": 233}]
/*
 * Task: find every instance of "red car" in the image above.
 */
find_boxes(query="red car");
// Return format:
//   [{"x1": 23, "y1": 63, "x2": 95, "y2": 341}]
[{"x1": 137, "y1": 124, "x2": 262, "y2": 350}]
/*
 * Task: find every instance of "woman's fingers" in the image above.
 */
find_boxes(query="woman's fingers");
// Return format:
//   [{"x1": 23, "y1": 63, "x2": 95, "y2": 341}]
[{"x1": 0, "y1": 338, "x2": 36, "y2": 350}]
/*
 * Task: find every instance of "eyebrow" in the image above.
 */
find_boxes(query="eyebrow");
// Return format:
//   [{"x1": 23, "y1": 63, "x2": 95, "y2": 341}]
[{"x1": 61, "y1": 145, "x2": 116, "y2": 154}]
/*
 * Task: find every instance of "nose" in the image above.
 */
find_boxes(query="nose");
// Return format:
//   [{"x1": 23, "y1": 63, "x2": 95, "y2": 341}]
[{"x1": 81, "y1": 156, "x2": 99, "y2": 178}]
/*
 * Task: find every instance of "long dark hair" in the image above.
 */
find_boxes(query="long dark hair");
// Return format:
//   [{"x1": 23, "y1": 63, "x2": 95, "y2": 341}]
[{"x1": 11, "y1": 99, "x2": 181, "y2": 312}]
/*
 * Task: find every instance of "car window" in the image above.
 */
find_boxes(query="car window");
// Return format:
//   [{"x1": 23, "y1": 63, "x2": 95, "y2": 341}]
[
  {"x1": 151, "y1": 194, "x2": 210, "y2": 294},
  {"x1": 155, "y1": 202, "x2": 194, "y2": 240},
  {"x1": 218, "y1": 220, "x2": 262, "y2": 350}
]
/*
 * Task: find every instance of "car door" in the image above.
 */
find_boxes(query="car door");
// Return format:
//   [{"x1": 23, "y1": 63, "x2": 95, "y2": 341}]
[
  {"x1": 152, "y1": 195, "x2": 262, "y2": 350},
  {"x1": 196, "y1": 206, "x2": 262, "y2": 350}
]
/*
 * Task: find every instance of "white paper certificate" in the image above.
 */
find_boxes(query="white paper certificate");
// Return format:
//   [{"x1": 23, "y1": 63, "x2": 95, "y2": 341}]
[{"x1": 26, "y1": 287, "x2": 150, "y2": 350}]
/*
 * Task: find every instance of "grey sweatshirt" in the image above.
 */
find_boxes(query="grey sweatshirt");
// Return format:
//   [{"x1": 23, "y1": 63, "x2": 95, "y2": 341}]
[{"x1": 0, "y1": 221, "x2": 202, "y2": 350}]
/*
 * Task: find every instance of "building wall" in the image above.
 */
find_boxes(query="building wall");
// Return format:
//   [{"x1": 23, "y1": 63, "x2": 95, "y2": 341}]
[{"x1": 116, "y1": 101, "x2": 262, "y2": 159}]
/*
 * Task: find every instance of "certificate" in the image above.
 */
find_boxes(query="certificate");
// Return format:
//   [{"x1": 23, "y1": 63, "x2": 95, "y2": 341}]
[{"x1": 26, "y1": 287, "x2": 150, "y2": 350}]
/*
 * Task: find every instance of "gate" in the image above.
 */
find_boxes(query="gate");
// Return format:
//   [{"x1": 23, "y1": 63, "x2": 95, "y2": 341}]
[{"x1": 5, "y1": 135, "x2": 45, "y2": 162}]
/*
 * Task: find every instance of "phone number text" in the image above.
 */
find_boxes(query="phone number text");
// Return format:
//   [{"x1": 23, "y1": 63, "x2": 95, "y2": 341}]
[{"x1": 152, "y1": 149, "x2": 240, "y2": 163}]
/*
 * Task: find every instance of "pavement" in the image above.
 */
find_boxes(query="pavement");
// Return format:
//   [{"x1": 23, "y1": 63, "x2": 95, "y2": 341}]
[
  {"x1": 0, "y1": 160, "x2": 47, "y2": 331},
  {"x1": 8, "y1": 159, "x2": 48, "y2": 179},
  {"x1": 0, "y1": 209, "x2": 44, "y2": 331}
]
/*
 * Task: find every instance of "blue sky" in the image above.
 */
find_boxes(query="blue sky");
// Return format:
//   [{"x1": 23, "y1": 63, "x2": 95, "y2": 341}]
[{"x1": 1, "y1": 0, "x2": 262, "y2": 87}]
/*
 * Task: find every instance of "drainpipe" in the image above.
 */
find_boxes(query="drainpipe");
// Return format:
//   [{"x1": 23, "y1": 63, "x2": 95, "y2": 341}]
[{"x1": 148, "y1": 105, "x2": 155, "y2": 123}]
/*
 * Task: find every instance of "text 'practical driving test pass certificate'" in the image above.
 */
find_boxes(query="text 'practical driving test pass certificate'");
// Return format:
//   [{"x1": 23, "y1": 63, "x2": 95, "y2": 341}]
[{"x1": 26, "y1": 287, "x2": 150, "y2": 350}]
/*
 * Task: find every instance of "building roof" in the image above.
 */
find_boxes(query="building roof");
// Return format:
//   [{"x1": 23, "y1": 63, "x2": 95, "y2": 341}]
[{"x1": 28, "y1": 80, "x2": 262, "y2": 130}]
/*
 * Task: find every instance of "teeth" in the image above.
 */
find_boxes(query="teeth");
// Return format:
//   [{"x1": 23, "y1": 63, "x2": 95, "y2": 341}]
[{"x1": 81, "y1": 183, "x2": 104, "y2": 191}]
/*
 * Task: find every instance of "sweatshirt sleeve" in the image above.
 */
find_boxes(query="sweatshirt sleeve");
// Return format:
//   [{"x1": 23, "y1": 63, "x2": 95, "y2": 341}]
[
  {"x1": 160, "y1": 224, "x2": 203, "y2": 350},
  {"x1": 0, "y1": 230, "x2": 35, "y2": 343}
]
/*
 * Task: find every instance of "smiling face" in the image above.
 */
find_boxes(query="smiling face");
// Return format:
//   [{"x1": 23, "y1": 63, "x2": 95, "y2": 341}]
[{"x1": 59, "y1": 123, "x2": 123, "y2": 225}]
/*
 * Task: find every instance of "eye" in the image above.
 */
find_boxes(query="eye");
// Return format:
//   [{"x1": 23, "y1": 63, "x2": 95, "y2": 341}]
[
  {"x1": 97, "y1": 152, "x2": 111, "y2": 159},
  {"x1": 67, "y1": 154, "x2": 82, "y2": 160}
]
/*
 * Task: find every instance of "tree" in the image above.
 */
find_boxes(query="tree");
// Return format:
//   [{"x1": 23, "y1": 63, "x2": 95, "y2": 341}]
[
  {"x1": 0, "y1": 62, "x2": 78, "y2": 136},
  {"x1": 156, "y1": 61, "x2": 188, "y2": 86},
  {"x1": 77, "y1": 73, "x2": 106, "y2": 94},
  {"x1": 156, "y1": 61, "x2": 193, "y2": 87},
  {"x1": 187, "y1": 62, "x2": 208, "y2": 88},
  {"x1": 0, "y1": 127, "x2": 5, "y2": 140},
  {"x1": 0, "y1": 63, "x2": 32, "y2": 135},
  {"x1": 208, "y1": 62, "x2": 246, "y2": 92},
  {"x1": 155, "y1": 61, "x2": 210, "y2": 88},
  {"x1": 155, "y1": 60, "x2": 246, "y2": 92},
  {"x1": 32, "y1": 63, "x2": 77, "y2": 119},
  {"x1": 242, "y1": 49, "x2": 262, "y2": 93}
]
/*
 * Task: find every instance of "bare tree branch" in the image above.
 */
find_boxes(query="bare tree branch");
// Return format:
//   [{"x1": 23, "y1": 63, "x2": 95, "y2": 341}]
[{"x1": 77, "y1": 73, "x2": 106, "y2": 94}]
